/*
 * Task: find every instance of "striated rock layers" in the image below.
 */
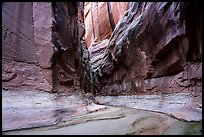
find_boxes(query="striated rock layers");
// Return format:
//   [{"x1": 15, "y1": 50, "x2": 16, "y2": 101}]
[
  {"x1": 2, "y1": 2, "x2": 91, "y2": 93},
  {"x1": 84, "y1": 2, "x2": 129, "y2": 48},
  {"x1": 2, "y1": 2, "x2": 202, "y2": 132},
  {"x1": 85, "y1": 2, "x2": 202, "y2": 95},
  {"x1": 2, "y1": 2, "x2": 202, "y2": 96}
]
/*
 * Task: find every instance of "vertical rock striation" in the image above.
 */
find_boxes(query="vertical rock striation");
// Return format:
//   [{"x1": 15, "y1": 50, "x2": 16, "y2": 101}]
[
  {"x1": 2, "y1": 2, "x2": 202, "y2": 96},
  {"x1": 84, "y1": 2, "x2": 129, "y2": 48},
  {"x1": 84, "y1": 2, "x2": 202, "y2": 95},
  {"x1": 2, "y1": 2, "x2": 91, "y2": 94},
  {"x1": 2, "y1": 2, "x2": 92, "y2": 131}
]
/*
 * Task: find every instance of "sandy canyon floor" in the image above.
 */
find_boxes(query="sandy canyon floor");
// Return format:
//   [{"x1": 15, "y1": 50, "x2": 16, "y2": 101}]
[{"x1": 2, "y1": 89, "x2": 202, "y2": 135}]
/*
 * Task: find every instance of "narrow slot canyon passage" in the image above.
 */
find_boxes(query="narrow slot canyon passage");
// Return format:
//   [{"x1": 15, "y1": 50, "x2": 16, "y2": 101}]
[{"x1": 2, "y1": 2, "x2": 202, "y2": 135}]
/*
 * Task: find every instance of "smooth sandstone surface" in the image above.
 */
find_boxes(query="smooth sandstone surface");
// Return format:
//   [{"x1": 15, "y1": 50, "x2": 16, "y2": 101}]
[
  {"x1": 3, "y1": 102, "x2": 202, "y2": 135},
  {"x1": 2, "y1": 89, "x2": 202, "y2": 135}
]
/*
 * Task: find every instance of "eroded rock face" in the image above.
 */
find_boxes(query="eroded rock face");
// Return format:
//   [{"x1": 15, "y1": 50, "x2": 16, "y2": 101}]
[
  {"x1": 2, "y1": 2, "x2": 51, "y2": 91},
  {"x1": 85, "y1": 2, "x2": 202, "y2": 95},
  {"x1": 2, "y1": 2, "x2": 91, "y2": 93},
  {"x1": 2, "y1": 2, "x2": 202, "y2": 133},
  {"x1": 84, "y1": 2, "x2": 129, "y2": 48}
]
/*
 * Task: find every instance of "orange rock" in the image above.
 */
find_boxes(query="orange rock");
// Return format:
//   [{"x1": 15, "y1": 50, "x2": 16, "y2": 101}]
[{"x1": 84, "y1": 2, "x2": 129, "y2": 48}]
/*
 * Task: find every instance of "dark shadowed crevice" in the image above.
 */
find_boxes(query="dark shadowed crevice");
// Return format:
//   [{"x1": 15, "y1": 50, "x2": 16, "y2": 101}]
[
  {"x1": 185, "y1": 2, "x2": 202, "y2": 62},
  {"x1": 107, "y1": 2, "x2": 116, "y2": 32}
]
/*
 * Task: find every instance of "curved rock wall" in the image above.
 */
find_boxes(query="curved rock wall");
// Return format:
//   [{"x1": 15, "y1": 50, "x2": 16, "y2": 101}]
[
  {"x1": 86, "y1": 2, "x2": 202, "y2": 95},
  {"x1": 2, "y1": 2, "x2": 202, "y2": 96}
]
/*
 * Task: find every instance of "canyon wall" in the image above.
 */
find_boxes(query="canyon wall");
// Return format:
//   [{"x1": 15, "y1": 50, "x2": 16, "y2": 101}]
[
  {"x1": 2, "y1": 2, "x2": 202, "y2": 96},
  {"x1": 84, "y1": 2, "x2": 129, "y2": 48},
  {"x1": 2, "y1": 2, "x2": 202, "y2": 132},
  {"x1": 2, "y1": 2, "x2": 91, "y2": 93},
  {"x1": 85, "y1": 2, "x2": 202, "y2": 95}
]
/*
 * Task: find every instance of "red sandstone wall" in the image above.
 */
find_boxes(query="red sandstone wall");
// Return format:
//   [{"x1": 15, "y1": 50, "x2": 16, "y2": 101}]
[
  {"x1": 87, "y1": 2, "x2": 202, "y2": 95},
  {"x1": 84, "y1": 2, "x2": 128, "y2": 48},
  {"x1": 2, "y1": 2, "x2": 91, "y2": 93},
  {"x1": 2, "y1": 2, "x2": 52, "y2": 91}
]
